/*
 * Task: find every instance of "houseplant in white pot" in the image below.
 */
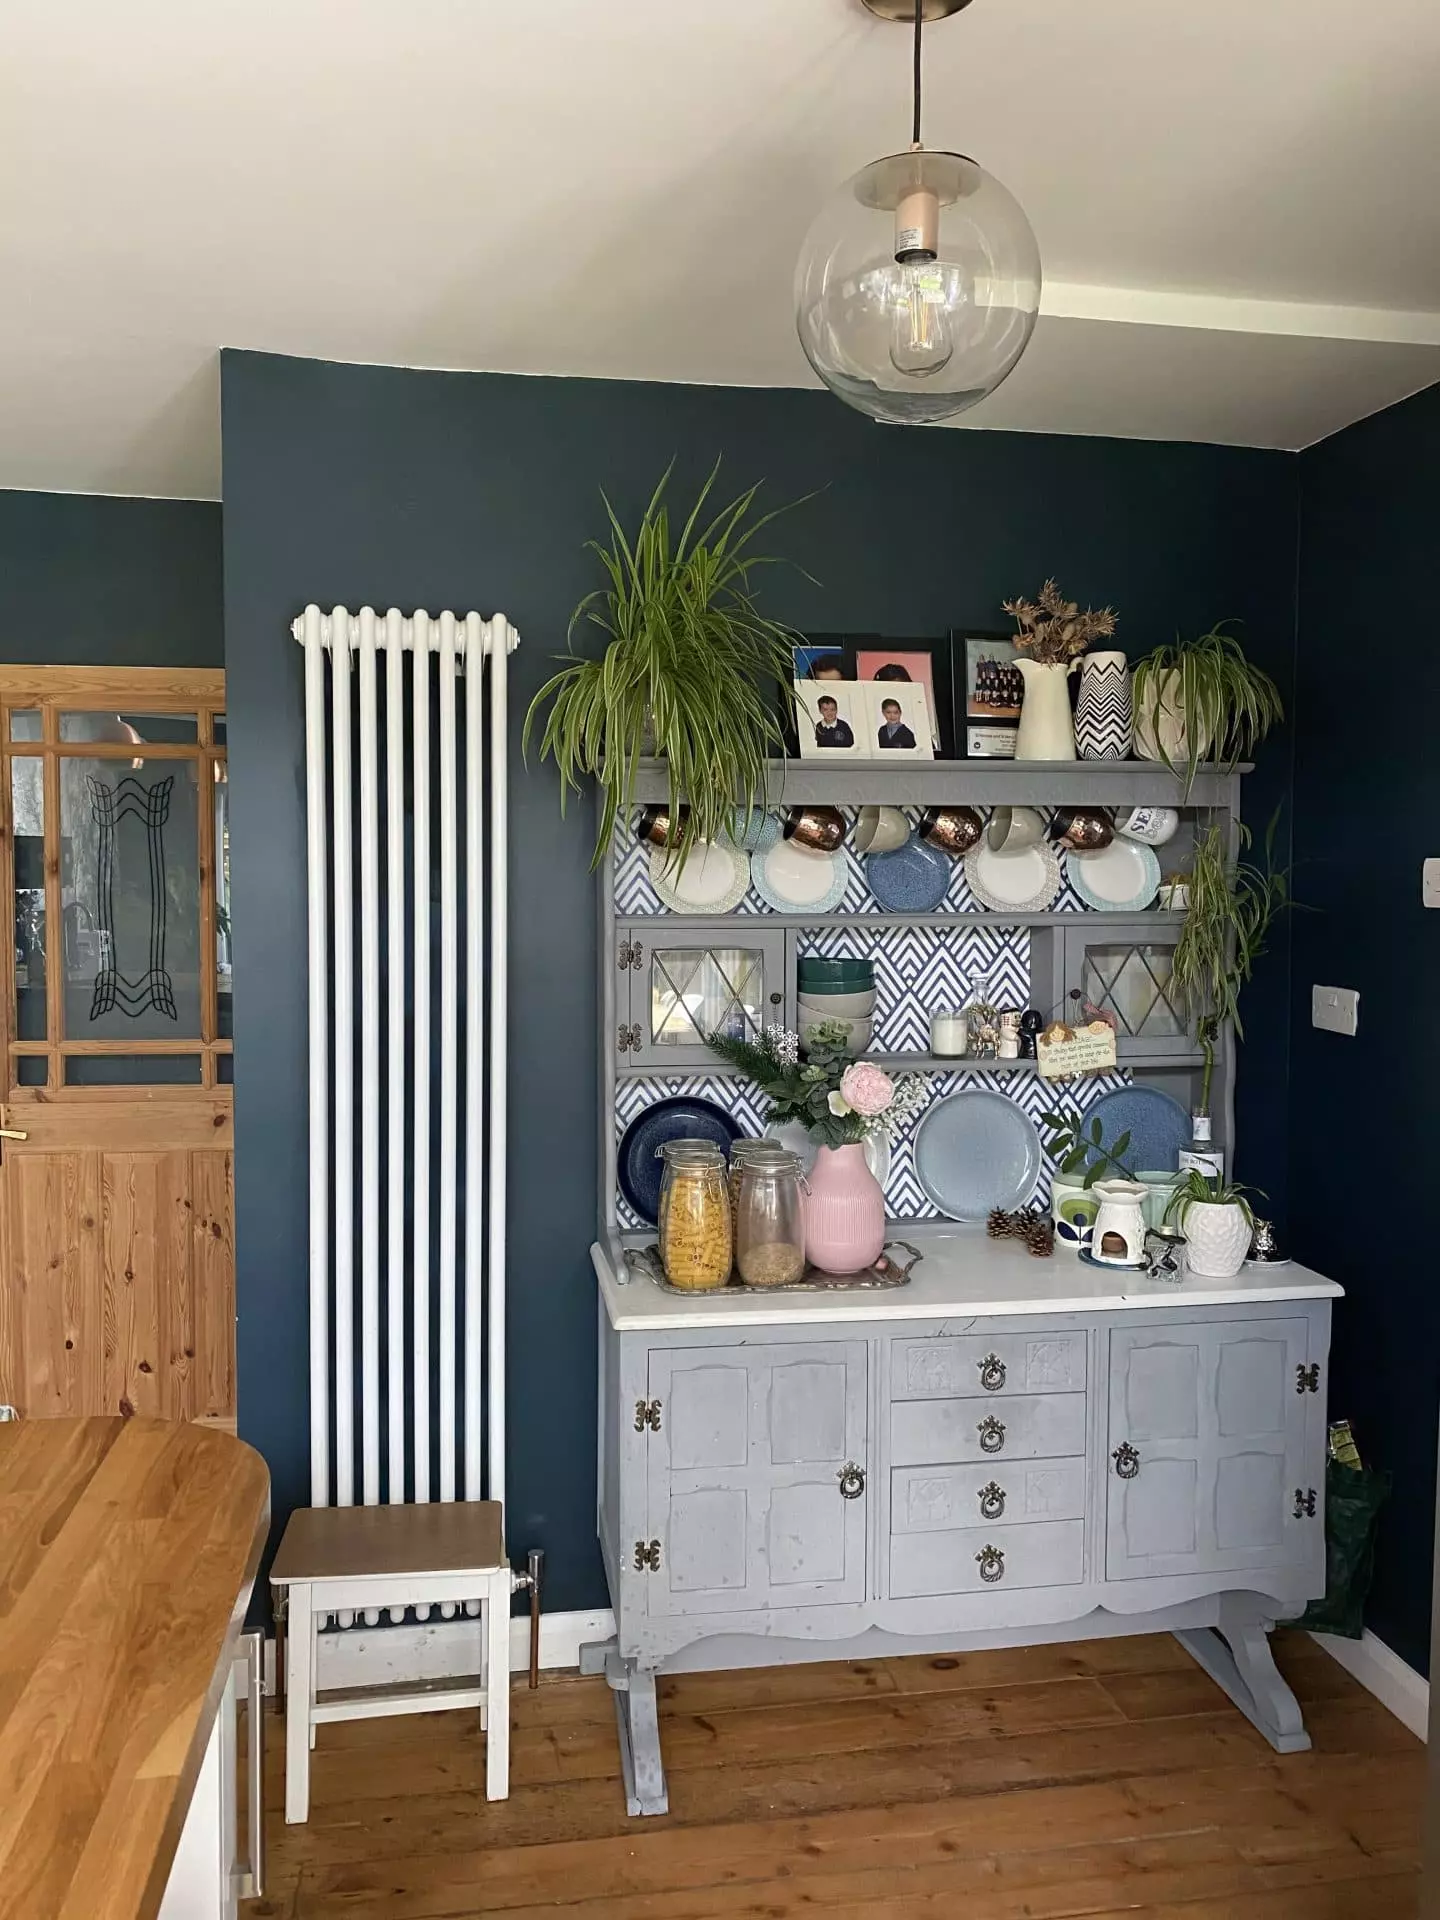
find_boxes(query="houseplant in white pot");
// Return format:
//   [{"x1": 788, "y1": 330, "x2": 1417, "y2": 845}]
[
  {"x1": 1132, "y1": 624, "x2": 1283, "y2": 792},
  {"x1": 1165, "y1": 1168, "x2": 1260, "y2": 1278},
  {"x1": 1001, "y1": 579, "x2": 1117, "y2": 761}
]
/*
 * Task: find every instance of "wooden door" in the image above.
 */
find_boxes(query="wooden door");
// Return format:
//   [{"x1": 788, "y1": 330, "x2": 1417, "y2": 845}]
[
  {"x1": 0, "y1": 669, "x2": 234, "y2": 1425},
  {"x1": 644, "y1": 1341, "x2": 868, "y2": 1616},
  {"x1": 1105, "y1": 1318, "x2": 1311, "y2": 1580}
]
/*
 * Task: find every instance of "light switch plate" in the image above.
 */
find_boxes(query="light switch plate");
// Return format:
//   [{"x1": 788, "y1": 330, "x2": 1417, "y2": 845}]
[
  {"x1": 1425, "y1": 858, "x2": 1440, "y2": 908},
  {"x1": 1312, "y1": 985, "x2": 1359, "y2": 1036}
]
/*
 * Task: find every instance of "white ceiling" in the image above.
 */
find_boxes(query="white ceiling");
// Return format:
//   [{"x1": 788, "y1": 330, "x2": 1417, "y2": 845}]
[{"x1": 2, "y1": 0, "x2": 1438, "y2": 500}]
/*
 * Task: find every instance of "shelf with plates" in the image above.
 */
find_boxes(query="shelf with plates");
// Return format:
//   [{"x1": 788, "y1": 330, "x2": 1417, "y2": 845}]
[
  {"x1": 623, "y1": 910, "x2": 1189, "y2": 929},
  {"x1": 617, "y1": 1050, "x2": 1205, "y2": 1079},
  {"x1": 629, "y1": 758, "x2": 1249, "y2": 810}
]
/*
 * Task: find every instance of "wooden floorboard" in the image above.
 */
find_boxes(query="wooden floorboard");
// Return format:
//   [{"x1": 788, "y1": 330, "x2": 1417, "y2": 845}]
[{"x1": 243, "y1": 1630, "x2": 1423, "y2": 1920}]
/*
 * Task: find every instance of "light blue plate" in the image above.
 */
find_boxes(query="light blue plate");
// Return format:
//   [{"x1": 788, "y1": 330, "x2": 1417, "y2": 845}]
[
  {"x1": 750, "y1": 841, "x2": 848, "y2": 914},
  {"x1": 865, "y1": 838, "x2": 949, "y2": 913},
  {"x1": 1080, "y1": 1085, "x2": 1190, "y2": 1176},
  {"x1": 912, "y1": 1089, "x2": 1042, "y2": 1222},
  {"x1": 1068, "y1": 839, "x2": 1162, "y2": 913}
]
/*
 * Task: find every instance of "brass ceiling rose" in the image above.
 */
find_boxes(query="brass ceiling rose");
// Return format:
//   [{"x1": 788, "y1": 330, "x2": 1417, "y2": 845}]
[{"x1": 860, "y1": 0, "x2": 974, "y2": 19}]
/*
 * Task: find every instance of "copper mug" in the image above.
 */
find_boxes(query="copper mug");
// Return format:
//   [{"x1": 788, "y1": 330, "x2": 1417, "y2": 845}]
[
  {"x1": 636, "y1": 803, "x2": 689, "y2": 849},
  {"x1": 782, "y1": 805, "x2": 847, "y2": 852},
  {"x1": 1049, "y1": 806, "x2": 1114, "y2": 852},
  {"x1": 918, "y1": 805, "x2": 983, "y2": 856}
]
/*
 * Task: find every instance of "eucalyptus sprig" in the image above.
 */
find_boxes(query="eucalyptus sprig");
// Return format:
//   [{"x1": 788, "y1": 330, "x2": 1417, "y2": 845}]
[
  {"x1": 1132, "y1": 624, "x2": 1283, "y2": 793},
  {"x1": 524, "y1": 460, "x2": 811, "y2": 871},
  {"x1": 1041, "y1": 1109, "x2": 1138, "y2": 1189}
]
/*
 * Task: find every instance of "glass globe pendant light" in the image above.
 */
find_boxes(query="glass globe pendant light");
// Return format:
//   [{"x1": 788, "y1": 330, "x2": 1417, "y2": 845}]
[{"x1": 795, "y1": 0, "x2": 1041, "y2": 425}]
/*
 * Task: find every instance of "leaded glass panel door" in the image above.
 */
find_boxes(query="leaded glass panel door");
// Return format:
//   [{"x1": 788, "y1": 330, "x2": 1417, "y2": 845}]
[
  {"x1": 1063, "y1": 924, "x2": 1195, "y2": 1060},
  {"x1": 620, "y1": 925, "x2": 784, "y2": 1069}
]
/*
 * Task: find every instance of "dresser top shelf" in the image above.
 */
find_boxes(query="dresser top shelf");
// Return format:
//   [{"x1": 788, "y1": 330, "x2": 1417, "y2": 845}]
[
  {"x1": 593, "y1": 1228, "x2": 1342, "y2": 1332},
  {"x1": 628, "y1": 759, "x2": 1250, "y2": 810}
]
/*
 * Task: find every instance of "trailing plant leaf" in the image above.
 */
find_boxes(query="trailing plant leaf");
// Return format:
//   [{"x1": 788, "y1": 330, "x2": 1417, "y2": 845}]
[
  {"x1": 523, "y1": 460, "x2": 813, "y2": 871},
  {"x1": 1164, "y1": 1165, "x2": 1262, "y2": 1231},
  {"x1": 1132, "y1": 624, "x2": 1283, "y2": 794}
]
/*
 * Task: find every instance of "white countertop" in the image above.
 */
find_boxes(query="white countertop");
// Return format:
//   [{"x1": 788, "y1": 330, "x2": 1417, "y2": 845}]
[{"x1": 592, "y1": 1228, "x2": 1343, "y2": 1332}]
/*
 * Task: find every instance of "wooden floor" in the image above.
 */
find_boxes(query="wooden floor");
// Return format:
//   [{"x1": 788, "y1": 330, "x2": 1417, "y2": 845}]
[{"x1": 245, "y1": 1631, "x2": 1423, "y2": 1919}]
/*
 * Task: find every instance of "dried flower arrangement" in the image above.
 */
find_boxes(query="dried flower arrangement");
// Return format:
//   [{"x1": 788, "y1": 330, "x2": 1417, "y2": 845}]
[{"x1": 1002, "y1": 579, "x2": 1117, "y2": 665}]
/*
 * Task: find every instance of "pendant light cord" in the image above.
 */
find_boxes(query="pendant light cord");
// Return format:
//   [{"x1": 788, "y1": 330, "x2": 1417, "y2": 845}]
[{"x1": 912, "y1": 0, "x2": 923, "y2": 146}]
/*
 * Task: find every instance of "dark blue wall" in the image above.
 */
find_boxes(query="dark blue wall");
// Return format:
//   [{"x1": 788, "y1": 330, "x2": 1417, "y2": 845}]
[
  {"x1": 0, "y1": 490, "x2": 223, "y2": 667},
  {"x1": 221, "y1": 349, "x2": 1300, "y2": 1612},
  {"x1": 1292, "y1": 381, "x2": 1440, "y2": 1676}
]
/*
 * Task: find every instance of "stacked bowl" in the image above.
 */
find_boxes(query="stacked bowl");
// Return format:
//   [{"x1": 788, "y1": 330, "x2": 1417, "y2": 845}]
[{"x1": 797, "y1": 956, "x2": 876, "y2": 1054}]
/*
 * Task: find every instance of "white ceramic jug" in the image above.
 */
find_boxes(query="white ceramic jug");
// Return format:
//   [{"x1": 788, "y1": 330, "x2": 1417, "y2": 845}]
[
  {"x1": 1013, "y1": 658, "x2": 1080, "y2": 761},
  {"x1": 1090, "y1": 1179, "x2": 1149, "y2": 1265}
]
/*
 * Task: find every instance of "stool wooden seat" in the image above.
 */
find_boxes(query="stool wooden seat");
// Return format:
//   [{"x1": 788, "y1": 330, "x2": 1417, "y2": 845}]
[{"x1": 271, "y1": 1501, "x2": 513, "y2": 1822}]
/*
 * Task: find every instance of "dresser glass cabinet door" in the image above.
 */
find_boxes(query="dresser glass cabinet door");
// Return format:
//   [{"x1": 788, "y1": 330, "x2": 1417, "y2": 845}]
[
  {"x1": 1061, "y1": 920, "x2": 1193, "y2": 1059},
  {"x1": 617, "y1": 924, "x2": 785, "y2": 1070}
]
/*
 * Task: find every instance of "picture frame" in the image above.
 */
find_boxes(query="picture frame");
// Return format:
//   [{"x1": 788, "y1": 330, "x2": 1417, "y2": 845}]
[
  {"x1": 794, "y1": 677, "x2": 865, "y2": 760},
  {"x1": 782, "y1": 633, "x2": 875, "y2": 756},
  {"x1": 952, "y1": 628, "x2": 1023, "y2": 759},
  {"x1": 862, "y1": 680, "x2": 935, "y2": 761},
  {"x1": 853, "y1": 639, "x2": 954, "y2": 758}
]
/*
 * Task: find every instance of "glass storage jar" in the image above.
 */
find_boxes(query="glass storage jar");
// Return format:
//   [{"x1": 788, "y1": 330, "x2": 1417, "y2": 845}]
[
  {"x1": 655, "y1": 1141, "x2": 732, "y2": 1292},
  {"x1": 728, "y1": 1137, "x2": 802, "y2": 1221},
  {"x1": 734, "y1": 1150, "x2": 808, "y2": 1288}
]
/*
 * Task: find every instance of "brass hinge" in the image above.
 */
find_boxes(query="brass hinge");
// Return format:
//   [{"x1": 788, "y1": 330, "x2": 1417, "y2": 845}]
[
  {"x1": 1293, "y1": 1487, "x2": 1318, "y2": 1519},
  {"x1": 617, "y1": 939, "x2": 644, "y2": 972},
  {"x1": 633, "y1": 1539, "x2": 662, "y2": 1573},
  {"x1": 634, "y1": 1398, "x2": 663, "y2": 1433},
  {"x1": 1295, "y1": 1363, "x2": 1321, "y2": 1395},
  {"x1": 617, "y1": 1023, "x2": 643, "y2": 1055}
]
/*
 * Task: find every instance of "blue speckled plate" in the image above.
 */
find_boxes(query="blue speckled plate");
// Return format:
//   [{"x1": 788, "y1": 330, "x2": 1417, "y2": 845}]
[
  {"x1": 912, "y1": 1089, "x2": 1041, "y2": 1222},
  {"x1": 1080, "y1": 1085, "x2": 1190, "y2": 1176},
  {"x1": 618, "y1": 1097, "x2": 742, "y2": 1227},
  {"x1": 723, "y1": 807, "x2": 781, "y2": 853},
  {"x1": 865, "y1": 838, "x2": 949, "y2": 913}
]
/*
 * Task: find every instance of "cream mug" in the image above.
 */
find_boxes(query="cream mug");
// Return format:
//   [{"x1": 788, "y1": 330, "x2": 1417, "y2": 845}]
[
  {"x1": 986, "y1": 805, "x2": 1046, "y2": 853},
  {"x1": 853, "y1": 805, "x2": 911, "y2": 854}
]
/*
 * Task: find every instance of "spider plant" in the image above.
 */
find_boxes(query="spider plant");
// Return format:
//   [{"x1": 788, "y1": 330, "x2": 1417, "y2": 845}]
[
  {"x1": 1164, "y1": 1166, "x2": 1261, "y2": 1230},
  {"x1": 1169, "y1": 816, "x2": 1291, "y2": 1115},
  {"x1": 524, "y1": 461, "x2": 809, "y2": 871},
  {"x1": 1132, "y1": 625, "x2": 1283, "y2": 794}
]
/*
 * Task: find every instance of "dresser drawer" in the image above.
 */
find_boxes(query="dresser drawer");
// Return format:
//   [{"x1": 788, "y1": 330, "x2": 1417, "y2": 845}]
[
  {"x1": 891, "y1": 1333, "x2": 1087, "y2": 1401},
  {"x1": 891, "y1": 1459, "x2": 1087, "y2": 1534},
  {"x1": 891, "y1": 1392, "x2": 1088, "y2": 1466},
  {"x1": 890, "y1": 1518, "x2": 1085, "y2": 1598}
]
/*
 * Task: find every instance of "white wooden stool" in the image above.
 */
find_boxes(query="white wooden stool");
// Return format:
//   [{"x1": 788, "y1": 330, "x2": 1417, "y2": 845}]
[{"x1": 270, "y1": 1501, "x2": 515, "y2": 1823}]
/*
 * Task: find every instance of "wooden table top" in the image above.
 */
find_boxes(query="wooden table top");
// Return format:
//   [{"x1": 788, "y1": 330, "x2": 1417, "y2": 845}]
[{"x1": 0, "y1": 1417, "x2": 270, "y2": 1920}]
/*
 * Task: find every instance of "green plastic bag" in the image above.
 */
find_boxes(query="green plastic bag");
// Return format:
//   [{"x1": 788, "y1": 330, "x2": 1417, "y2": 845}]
[{"x1": 1298, "y1": 1457, "x2": 1391, "y2": 1640}]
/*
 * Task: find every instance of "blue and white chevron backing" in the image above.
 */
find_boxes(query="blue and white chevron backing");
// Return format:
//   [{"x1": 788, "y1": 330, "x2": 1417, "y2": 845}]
[
  {"x1": 798, "y1": 922, "x2": 1029, "y2": 1054},
  {"x1": 616, "y1": 1066, "x2": 1132, "y2": 1229}
]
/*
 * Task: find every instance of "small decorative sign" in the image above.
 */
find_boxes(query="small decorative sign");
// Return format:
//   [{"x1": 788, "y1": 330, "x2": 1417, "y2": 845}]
[{"x1": 1036, "y1": 1018, "x2": 1119, "y2": 1081}]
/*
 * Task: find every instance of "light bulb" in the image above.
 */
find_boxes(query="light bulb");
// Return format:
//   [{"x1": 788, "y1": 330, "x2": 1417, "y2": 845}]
[{"x1": 889, "y1": 260, "x2": 955, "y2": 377}]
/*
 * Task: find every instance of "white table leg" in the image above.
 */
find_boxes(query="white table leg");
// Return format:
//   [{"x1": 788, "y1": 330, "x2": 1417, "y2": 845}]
[
  {"x1": 285, "y1": 1583, "x2": 314, "y2": 1824},
  {"x1": 485, "y1": 1578, "x2": 510, "y2": 1802}
]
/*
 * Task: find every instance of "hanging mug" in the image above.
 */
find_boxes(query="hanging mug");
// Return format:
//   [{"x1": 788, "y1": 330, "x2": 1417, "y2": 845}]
[{"x1": 1115, "y1": 805, "x2": 1179, "y2": 847}]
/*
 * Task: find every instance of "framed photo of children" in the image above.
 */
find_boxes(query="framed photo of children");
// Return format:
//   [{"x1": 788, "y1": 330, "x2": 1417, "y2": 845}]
[
  {"x1": 864, "y1": 680, "x2": 935, "y2": 760},
  {"x1": 953, "y1": 628, "x2": 1024, "y2": 759},
  {"x1": 853, "y1": 640, "x2": 953, "y2": 757},
  {"x1": 794, "y1": 677, "x2": 864, "y2": 759},
  {"x1": 783, "y1": 634, "x2": 875, "y2": 756}
]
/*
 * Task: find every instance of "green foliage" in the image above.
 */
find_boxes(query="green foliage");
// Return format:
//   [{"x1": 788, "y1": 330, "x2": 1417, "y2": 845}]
[
  {"x1": 1132, "y1": 624, "x2": 1283, "y2": 794},
  {"x1": 1170, "y1": 814, "x2": 1292, "y2": 1112},
  {"x1": 1040, "y1": 1108, "x2": 1137, "y2": 1189},
  {"x1": 523, "y1": 460, "x2": 810, "y2": 871},
  {"x1": 706, "y1": 1021, "x2": 871, "y2": 1147},
  {"x1": 1164, "y1": 1166, "x2": 1262, "y2": 1230}
]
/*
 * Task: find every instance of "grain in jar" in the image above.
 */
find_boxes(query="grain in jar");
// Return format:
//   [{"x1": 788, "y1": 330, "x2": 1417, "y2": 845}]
[{"x1": 734, "y1": 1149, "x2": 807, "y2": 1288}]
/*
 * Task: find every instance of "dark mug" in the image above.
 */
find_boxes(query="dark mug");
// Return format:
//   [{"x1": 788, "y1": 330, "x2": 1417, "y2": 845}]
[
  {"x1": 1049, "y1": 806, "x2": 1114, "y2": 853},
  {"x1": 918, "y1": 805, "x2": 983, "y2": 856},
  {"x1": 636, "y1": 803, "x2": 689, "y2": 849},
  {"x1": 782, "y1": 805, "x2": 847, "y2": 852}
]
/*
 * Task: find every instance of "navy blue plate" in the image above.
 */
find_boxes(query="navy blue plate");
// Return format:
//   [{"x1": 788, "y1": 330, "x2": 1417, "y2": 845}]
[{"x1": 618, "y1": 1097, "x2": 742, "y2": 1226}]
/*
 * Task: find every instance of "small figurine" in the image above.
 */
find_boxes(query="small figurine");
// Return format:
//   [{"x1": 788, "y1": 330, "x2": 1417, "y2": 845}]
[{"x1": 1018, "y1": 1009, "x2": 1044, "y2": 1060}]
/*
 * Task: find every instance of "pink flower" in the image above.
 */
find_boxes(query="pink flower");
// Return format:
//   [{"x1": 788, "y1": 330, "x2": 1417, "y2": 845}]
[{"x1": 839, "y1": 1062, "x2": 894, "y2": 1118}]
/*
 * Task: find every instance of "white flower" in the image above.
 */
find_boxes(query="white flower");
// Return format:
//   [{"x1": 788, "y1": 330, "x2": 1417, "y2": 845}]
[
  {"x1": 827, "y1": 1090, "x2": 852, "y2": 1117},
  {"x1": 766, "y1": 1024, "x2": 799, "y2": 1067}
]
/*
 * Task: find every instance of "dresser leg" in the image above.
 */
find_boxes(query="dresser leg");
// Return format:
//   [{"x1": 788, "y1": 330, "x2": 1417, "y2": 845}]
[
  {"x1": 603, "y1": 1651, "x2": 669, "y2": 1817},
  {"x1": 1175, "y1": 1598, "x2": 1310, "y2": 1754}
]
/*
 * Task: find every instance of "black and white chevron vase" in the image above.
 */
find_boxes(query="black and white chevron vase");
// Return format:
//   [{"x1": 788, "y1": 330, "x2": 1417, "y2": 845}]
[{"x1": 1074, "y1": 653, "x2": 1133, "y2": 760}]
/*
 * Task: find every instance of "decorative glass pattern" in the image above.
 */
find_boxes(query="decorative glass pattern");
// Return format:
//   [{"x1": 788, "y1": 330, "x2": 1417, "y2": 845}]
[
  {"x1": 650, "y1": 946, "x2": 765, "y2": 1050},
  {"x1": 1082, "y1": 944, "x2": 1185, "y2": 1039}
]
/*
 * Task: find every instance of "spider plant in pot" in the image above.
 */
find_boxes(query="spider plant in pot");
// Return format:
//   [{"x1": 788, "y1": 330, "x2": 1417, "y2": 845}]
[
  {"x1": 1132, "y1": 624, "x2": 1283, "y2": 794},
  {"x1": 524, "y1": 460, "x2": 809, "y2": 874},
  {"x1": 1165, "y1": 1168, "x2": 1261, "y2": 1278},
  {"x1": 1169, "y1": 817, "x2": 1292, "y2": 1126}
]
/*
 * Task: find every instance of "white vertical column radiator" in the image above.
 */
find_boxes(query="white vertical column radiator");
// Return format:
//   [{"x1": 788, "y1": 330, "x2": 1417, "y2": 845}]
[{"x1": 297, "y1": 606, "x2": 518, "y2": 1581}]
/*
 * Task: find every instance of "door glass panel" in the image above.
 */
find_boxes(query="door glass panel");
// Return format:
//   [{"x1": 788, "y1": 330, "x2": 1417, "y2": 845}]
[
  {"x1": 215, "y1": 757, "x2": 232, "y2": 1016},
  {"x1": 1082, "y1": 944, "x2": 1185, "y2": 1039},
  {"x1": 12, "y1": 759, "x2": 46, "y2": 1039},
  {"x1": 650, "y1": 946, "x2": 765, "y2": 1049},
  {"x1": 8, "y1": 710, "x2": 41, "y2": 742},
  {"x1": 65, "y1": 1054, "x2": 202, "y2": 1086},
  {"x1": 60, "y1": 711, "x2": 199, "y2": 745},
  {"x1": 15, "y1": 1055, "x2": 45, "y2": 1085},
  {"x1": 213, "y1": 712, "x2": 227, "y2": 747},
  {"x1": 60, "y1": 755, "x2": 201, "y2": 1039}
]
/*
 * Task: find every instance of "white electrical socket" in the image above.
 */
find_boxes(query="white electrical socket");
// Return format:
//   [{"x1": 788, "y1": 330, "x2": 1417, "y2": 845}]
[
  {"x1": 1424, "y1": 858, "x2": 1440, "y2": 908},
  {"x1": 1312, "y1": 985, "x2": 1359, "y2": 1036}
]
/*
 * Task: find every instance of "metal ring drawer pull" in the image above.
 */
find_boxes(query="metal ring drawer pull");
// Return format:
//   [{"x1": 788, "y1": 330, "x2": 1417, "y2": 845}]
[
  {"x1": 1112, "y1": 1442, "x2": 1141, "y2": 1480},
  {"x1": 978, "y1": 1415, "x2": 1006, "y2": 1454},
  {"x1": 978, "y1": 1353, "x2": 1007, "y2": 1392},
  {"x1": 838, "y1": 1462, "x2": 866, "y2": 1500},
  {"x1": 976, "y1": 1543, "x2": 1005, "y2": 1584},
  {"x1": 978, "y1": 1480, "x2": 1006, "y2": 1520}
]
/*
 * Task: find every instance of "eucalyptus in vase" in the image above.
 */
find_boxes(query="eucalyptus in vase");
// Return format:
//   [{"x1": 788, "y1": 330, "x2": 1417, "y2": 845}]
[{"x1": 1002, "y1": 579, "x2": 1118, "y2": 761}]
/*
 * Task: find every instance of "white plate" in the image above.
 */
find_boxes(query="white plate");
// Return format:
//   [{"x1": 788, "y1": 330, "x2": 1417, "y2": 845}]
[
  {"x1": 751, "y1": 840, "x2": 847, "y2": 912},
  {"x1": 649, "y1": 840, "x2": 749, "y2": 913},
  {"x1": 1068, "y1": 838, "x2": 1161, "y2": 912},
  {"x1": 765, "y1": 1118, "x2": 891, "y2": 1188},
  {"x1": 963, "y1": 840, "x2": 1062, "y2": 913}
]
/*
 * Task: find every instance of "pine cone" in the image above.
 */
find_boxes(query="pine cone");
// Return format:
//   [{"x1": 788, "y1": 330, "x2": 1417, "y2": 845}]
[
  {"x1": 987, "y1": 1207, "x2": 1012, "y2": 1240},
  {"x1": 1025, "y1": 1218, "x2": 1055, "y2": 1258}
]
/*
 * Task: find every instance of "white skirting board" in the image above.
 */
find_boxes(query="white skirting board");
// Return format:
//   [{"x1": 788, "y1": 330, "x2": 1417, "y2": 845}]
[{"x1": 1310, "y1": 1629, "x2": 1429, "y2": 1741}]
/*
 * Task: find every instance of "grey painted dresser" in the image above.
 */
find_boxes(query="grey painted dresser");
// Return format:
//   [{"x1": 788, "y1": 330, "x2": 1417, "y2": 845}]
[{"x1": 585, "y1": 1232, "x2": 1343, "y2": 1815}]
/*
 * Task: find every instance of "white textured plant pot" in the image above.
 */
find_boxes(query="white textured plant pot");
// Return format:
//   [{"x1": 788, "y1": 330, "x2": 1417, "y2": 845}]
[
  {"x1": 1181, "y1": 1201, "x2": 1251, "y2": 1278},
  {"x1": 1134, "y1": 669, "x2": 1213, "y2": 766}
]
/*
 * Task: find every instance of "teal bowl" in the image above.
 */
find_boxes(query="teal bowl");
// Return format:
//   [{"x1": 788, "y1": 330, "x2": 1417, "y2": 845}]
[{"x1": 798, "y1": 959, "x2": 875, "y2": 989}]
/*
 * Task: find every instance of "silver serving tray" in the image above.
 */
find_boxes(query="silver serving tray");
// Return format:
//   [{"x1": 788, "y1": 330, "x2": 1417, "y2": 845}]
[{"x1": 626, "y1": 1240, "x2": 921, "y2": 1296}]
